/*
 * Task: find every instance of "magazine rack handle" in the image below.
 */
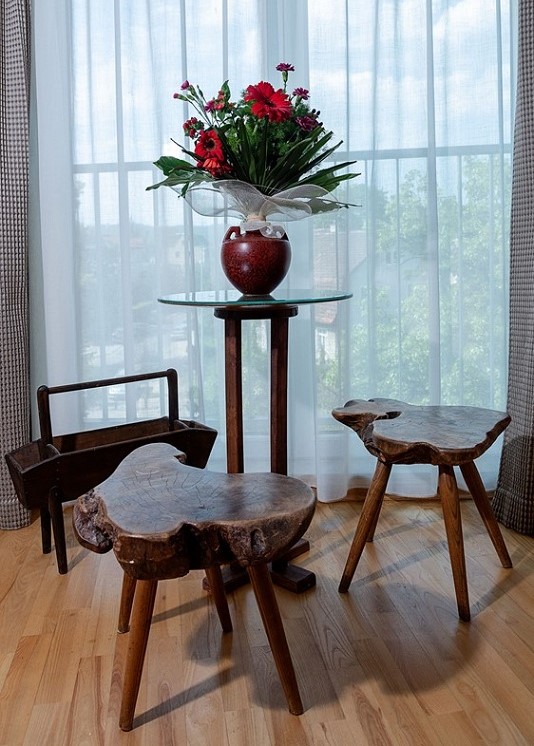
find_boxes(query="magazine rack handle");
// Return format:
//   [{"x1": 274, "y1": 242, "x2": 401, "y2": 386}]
[{"x1": 36, "y1": 368, "x2": 179, "y2": 450}]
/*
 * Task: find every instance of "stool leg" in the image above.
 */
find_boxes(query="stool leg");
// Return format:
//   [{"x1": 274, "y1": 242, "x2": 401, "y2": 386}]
[
  {"x1": 438, "y1": 465, "x2": 470, "y2": 622},
  {"x1": 118, "y1": 573, "x2": 137, "y2": 633},
  {"x1": 366, "y1": 491, "x2": 385, "y2": 543},
  {"x1": 247, "y1": 563, "x2": 303, "y2": 715},
  {"x1": 119, "y1": 579, "x2": 158, "y2": 731},
  {"x1": 339, "y1": 460, "x2": 391, "y2": 593},
  {"x1": 459, "y1": 461, "x2": 513, "y2": 568},
  {"x1": 205, "y1": 566, "x2": 233, "y2": 633}
]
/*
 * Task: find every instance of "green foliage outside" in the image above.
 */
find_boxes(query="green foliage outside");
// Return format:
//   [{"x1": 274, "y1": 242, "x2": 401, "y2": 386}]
[{"x1": 316, "y1": 153, "x2": 511, "y2": 418}]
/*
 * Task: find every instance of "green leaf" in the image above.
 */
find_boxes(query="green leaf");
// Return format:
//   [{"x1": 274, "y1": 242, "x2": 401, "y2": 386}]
[{"x1": 153, "y1": 155, "x2": 195, "y2": 175}]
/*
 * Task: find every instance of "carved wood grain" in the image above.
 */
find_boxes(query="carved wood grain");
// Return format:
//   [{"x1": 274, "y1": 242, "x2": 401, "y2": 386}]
[
  {"x1": 332, "y1": 398, "x2": 511, "y2": 465},
  {"x1": 73, "y1": 442, "x2": 315, "y2": 581}
]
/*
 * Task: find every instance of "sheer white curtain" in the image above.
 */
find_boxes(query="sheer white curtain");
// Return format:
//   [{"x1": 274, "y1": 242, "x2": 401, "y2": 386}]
[{"x1": 31, "y1": 0, "x2": 516, "y2": 500}]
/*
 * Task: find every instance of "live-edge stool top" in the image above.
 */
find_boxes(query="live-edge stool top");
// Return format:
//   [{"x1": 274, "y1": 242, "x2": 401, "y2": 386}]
[
  {"x1": 73, "y1": 442, "x2": 316, "y2": 580},
  {"x1": 332, "y1": 398, "x2": 511, "y2": 466}
]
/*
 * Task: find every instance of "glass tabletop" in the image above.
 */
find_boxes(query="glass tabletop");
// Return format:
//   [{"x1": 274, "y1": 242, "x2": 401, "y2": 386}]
[{"x1": 158, "y1": 288, "x2": 353, "y2": 308}]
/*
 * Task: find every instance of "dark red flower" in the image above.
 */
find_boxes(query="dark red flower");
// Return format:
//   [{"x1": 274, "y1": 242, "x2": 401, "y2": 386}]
[
  {"x1": 194, "y1": 129, "x2": 225, "y2": 161},
  {"x1": 292, "y1": 87, "x2": 309, "y2": 100},
  {"x1": 205, "y1": 90, "x2": 228, "y2": 113},
  {"x1": 183, "y1": 117, "x2": 203, "y2": 138},
  {"x1": 244, "y1": 81, "x2": 292, "y2": 122},
  {"x1": 276, "y1": 63, "x2": 295, "y2": 72},
  {"x1": 295, "y1": 115, "x2": 318, "y2": 131}
]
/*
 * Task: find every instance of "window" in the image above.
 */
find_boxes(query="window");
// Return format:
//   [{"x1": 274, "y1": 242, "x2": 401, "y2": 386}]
[{"x1": 32, "y1": 0, "x2": 516, "y2": 496}]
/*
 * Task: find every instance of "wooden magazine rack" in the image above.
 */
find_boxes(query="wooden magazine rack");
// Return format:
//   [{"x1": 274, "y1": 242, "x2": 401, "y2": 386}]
[{"x1": 5, "y1": 369, "x2": 217, "y2": 574}]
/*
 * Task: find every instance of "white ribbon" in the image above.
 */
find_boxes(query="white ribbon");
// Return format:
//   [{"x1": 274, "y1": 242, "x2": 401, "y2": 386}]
[{"x1": 173, "y1": 180, "x2": 346, "y2": 235}]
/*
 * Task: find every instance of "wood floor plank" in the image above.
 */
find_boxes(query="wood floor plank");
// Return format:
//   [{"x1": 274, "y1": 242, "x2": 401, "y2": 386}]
[
  {"x1": 34, "y1": 608, "x2": 92, "y2": 705},
  {"x1": 0, "y1": 633, "x2": 53, "y2": 746},
  {"x1": 65, "y1": 655, "x2": 113, "y2": 745},
  {"x1": 0, "y1": 652, "x2": 13, "y2": 694},
  {"x1": 326, "y1": 664, "x2": 398, "y2": 745},
  {"x1": 473, "y1": 605, "x2": 534, "y2": 694},
  {"x1": 139, "y1": 635, "x2": 188, "y2": 744},
  {"x1": 225, "y1": 707, "x2": 272, "y2": 746},
  {"x1": 183, "y1": 656, "x2": 229, "y2": 745},
  {"x1": 0, "y1": 501, "x2": 532, "y2": 744},
  {"x1": 22, "y1": 702, "x2": 70, "y2": 746}
]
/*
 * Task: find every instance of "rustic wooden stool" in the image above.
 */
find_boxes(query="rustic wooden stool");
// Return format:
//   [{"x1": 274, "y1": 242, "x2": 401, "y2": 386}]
[
  {"x1": 332, "y1": 398, "x2": 513, "y2": 621},
  {"x1": 72, "y1": 442, "x2": 316, "y2": 731}
]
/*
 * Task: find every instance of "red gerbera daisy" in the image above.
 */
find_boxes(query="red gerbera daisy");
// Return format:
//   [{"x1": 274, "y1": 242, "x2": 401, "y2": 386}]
[
  {"x1": 244, "y1": 81, "x2": 292, "y2": 122},
  {"x1": 194, "y1": 129, "x2": 225, "y2": 161},
  {"x1": 198, "y1": 157, "x2": 232, "y2": 177}
]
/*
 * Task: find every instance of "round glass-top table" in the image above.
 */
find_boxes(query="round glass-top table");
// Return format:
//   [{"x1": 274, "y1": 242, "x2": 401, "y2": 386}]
[
  {"x1": 158, "y1": 288, "x2": 352, "y2": 308},
  {"x1": 158, "y1": 288, "x2": 353, "y2": 592},
  {"x1": 158, "y1": 289, "x2": 352, "y2": 475}
]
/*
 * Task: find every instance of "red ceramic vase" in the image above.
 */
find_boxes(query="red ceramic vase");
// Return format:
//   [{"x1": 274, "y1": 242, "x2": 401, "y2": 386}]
[{"x1": 221, "y1": 226, "x2": 291, "y2": 296}]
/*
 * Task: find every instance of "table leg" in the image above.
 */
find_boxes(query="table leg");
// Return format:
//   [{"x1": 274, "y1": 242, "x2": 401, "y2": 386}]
[
  {"x1": 224, "y1": 316, "x2": 244, "y2": 474},
  {"x1": 269, "y1": 314, "x2": 315, "y2": 592},
  {"x1": 270, "y1": 315, "x2": 288, "y2": 475},
  {"x1": 205, "y1": 314, "x2": 249, "y2": 593}
]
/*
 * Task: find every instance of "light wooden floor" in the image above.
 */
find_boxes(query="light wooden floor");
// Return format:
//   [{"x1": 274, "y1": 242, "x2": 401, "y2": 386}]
[{"x1": 0, "y1": 497, "x2": 532, "y2": 745}]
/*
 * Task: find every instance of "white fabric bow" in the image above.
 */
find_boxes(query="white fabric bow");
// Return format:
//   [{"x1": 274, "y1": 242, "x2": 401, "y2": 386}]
[{"x1": 174, "y1": 180, "x2": 345, "y2": 236}]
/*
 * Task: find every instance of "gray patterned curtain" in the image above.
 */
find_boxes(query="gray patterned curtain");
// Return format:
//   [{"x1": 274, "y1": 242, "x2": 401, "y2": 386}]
[
  {"x1": 0, "y1": 0, "x2": 31, "y2": 529},
  {"x1": 494, "y1": 0, "x2": 534, "y2": 535}
]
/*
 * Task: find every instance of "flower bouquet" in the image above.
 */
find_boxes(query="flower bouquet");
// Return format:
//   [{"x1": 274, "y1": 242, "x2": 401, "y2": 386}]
[{"x1": 148, "y1": 63, "x2": 359, "y2": 293}]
